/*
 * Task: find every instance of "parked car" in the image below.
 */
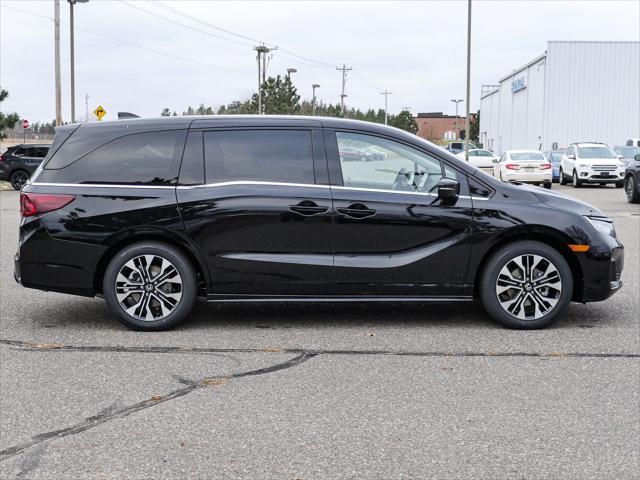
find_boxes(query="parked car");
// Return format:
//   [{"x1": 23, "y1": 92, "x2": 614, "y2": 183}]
[
  {"x1": 455, "y1": 148, "x2": 499, "y2": 176},
  {"x1": 543, "y1": 149, "x2": 566, "y2": 182},
  {"x1": 559, "y1": 142, "x2": 625, "y2": 188},
  {"x1": 493, "y1": 150, "x2": 552, "y2": 188},
  {"x1": 0, "y1": 144, "x2": 50, "y2": 190},
  {"x1": 625, "y1": 138, "x2": 640, "y2": 147},
  {"x1": 16, "y1": 116, "x2": 623, "y2": 331},
  {"x1": 614, "y1": 146, "x2": 640, "y2": 167},
  {"x1": 445, "y1": 141, "x2": 477, "y2": 154},
  {"x1": 623, "y1": 153, "x2": 640, "y2": 203}
]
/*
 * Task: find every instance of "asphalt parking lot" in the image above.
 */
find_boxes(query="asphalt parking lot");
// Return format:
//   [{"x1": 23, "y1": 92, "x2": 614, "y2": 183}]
[{"x1": 0, "y1": 184, "x2": 638, "y2": 479}]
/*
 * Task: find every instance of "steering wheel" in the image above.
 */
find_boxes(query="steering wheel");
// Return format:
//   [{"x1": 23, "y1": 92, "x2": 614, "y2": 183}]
[{"x1": 392, "y1": 168, "x2": 411, "y2": 191}]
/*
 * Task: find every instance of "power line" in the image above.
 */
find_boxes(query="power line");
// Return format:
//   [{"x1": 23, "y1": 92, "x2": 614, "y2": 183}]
[
  {"x1": 1, "y1": 4, "x2": 252, "y2": 75},
  {"x1": 116, "y1": 1, "x2": 254, "y2": 48}
]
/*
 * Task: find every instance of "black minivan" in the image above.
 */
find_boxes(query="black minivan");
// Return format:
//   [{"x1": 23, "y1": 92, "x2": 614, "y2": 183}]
[{"x1": 15, "y1": 116, "x2": 624, "y2": 330}]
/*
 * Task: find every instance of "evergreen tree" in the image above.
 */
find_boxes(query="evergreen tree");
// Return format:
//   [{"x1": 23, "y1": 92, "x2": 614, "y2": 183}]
[{"x1": 0, "y1": 88, "x2": 19, "y2": 140}]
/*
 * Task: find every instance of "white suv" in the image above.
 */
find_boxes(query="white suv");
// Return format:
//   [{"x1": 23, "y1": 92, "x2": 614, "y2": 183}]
[{"x1": 559, "y1": 142, "x2": 625, "y2": 188}]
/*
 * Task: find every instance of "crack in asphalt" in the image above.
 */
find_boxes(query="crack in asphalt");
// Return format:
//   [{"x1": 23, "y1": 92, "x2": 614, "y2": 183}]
[
  {"x1": 1, "y1": 338, "x2": 638, "y2": 358},
  {"x1": 0, "y1": 351, "x2": 316, "y2": 462},
  {"x1": 1, "y1": 336, "x2": 638, "y2": 464}
]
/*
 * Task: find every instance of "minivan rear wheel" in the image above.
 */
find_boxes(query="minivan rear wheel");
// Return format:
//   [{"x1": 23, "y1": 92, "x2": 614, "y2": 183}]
[
  {"x1": 103, "y1": 242, "x2": 197, "y2": 331},
  {"x1": 479, "y1": 241, "x2": 573, "y2": 329}
]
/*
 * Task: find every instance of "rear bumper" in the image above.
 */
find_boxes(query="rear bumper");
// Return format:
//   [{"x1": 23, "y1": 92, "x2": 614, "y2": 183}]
[{"x1": 15, "y1": 222, "x2": 104, "y2": 297}]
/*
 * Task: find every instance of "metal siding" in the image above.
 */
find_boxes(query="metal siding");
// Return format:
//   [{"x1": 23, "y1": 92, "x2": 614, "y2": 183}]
[
  {"x1": 543, "y1": 42, "x2": 640, "y2": 150},
  {"x1": 481, "y1": 42, "x2": 639, "y2": 154}
]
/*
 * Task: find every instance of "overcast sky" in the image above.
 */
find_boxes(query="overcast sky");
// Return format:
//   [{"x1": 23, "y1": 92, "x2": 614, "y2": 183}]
[{"x1": 1, "y1": 0, "x2": 638, "y2": 123}]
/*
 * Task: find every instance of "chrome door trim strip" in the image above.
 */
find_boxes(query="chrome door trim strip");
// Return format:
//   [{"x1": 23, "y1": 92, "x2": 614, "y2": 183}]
[{"x1": 30, "y1": 180, "x2": 488, "y2": 200}]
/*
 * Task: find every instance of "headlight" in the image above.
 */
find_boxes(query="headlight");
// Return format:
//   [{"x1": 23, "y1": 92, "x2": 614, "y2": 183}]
[
  {"x1": 585, "y1": 216, "x2": 616, "y2": 237},
  {"x1": 576, "y1": 161, "x2": 586, "y2": 167}
]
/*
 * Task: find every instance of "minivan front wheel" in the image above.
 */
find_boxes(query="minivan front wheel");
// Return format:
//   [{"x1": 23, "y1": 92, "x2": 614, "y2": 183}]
[
  {"x1": 103, "y1": 242, "x2": 197, "y2": 331},
  {"x1": 479, "y1": 241, "x2": 573, "y2": 329}
]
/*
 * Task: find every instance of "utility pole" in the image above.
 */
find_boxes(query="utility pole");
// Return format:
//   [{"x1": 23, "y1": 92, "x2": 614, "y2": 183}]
[
  {"x1": 54, "y1": 0, "x2": 62, "y2": 126},
  {"x1": 450, "y1": 98, "x2": 463, "y2": 139},
  {"x1": 380, "y1": 90, "x2": 392, "y2": 124},
  {"x1": 464, "y1": 0, "x2": 472, "y2": 161},
  {"x1": 254, "y1": 45, "x2": 276, "y2": 114},
  {"x1": 312, "y1": 84, "x2": 320, "y2": 116},
  {"x1": 336, "y1": 64, "x2": 352, "y2": 115}
]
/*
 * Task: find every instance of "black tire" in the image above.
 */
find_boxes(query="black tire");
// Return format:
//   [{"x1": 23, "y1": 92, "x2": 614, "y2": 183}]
[
  {"x1": 559, "y1": 167, "x2": 568, "y2": 185},
  {"x1": 479, "y1": 241, "x2": 573, "y2": 329},
  {"x1": 10, "y1": 170, "x2": 29, "y2": 191},
  {"x1": 615, "y1": 180, "x2": 624, "y2": 188},
  {"x1": 626, "y1": 176, "x2": 640, "y2": 203},
  {"x1": 572, "y1": 170, "x2": 582, "y2": 188},
  {"x1": 543, "y1": 181, "x2": 552, "y2": 189},
  {"x1": 103, "y1": 242, "x2": 197, "y2": 331}
]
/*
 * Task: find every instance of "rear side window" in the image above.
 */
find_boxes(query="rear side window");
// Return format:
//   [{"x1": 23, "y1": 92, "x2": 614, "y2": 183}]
[
  {"x1": 203, "y1": 130, "x2": 314, "y2": 184},
  {"x1": 37, "y1": 130, "x2": 186, "y2": 185}
]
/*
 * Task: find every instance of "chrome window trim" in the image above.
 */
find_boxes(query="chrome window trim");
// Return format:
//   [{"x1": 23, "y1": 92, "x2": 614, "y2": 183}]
[
  {"x1": 31, "y1": 182, "x2": 176, "y2": 189},
  {"x1": 30, "y1": 180, "x2": 488, "y2": 200}
]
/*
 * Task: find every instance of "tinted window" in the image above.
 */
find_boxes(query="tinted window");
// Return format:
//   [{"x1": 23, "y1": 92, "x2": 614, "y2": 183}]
[
  {"x1": 34, "y1": 147, "x2": 49, "y2": 158},
  {"x1": 204, "y1": 130, "x2": 314, "y2": 184},
  {"x1": 336, "y1": 132, "x2": 455, "y2": 194},
  {"x1": 179, "y1": 132, "x2": 204, "y2": 185},
  {"x1": 37, "y1": 130, "x2": 185, "y2": 185}
]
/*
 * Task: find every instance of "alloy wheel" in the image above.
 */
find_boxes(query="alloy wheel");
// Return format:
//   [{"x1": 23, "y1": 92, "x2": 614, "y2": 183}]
[
  {"x1": 495, "y1": 254, "x2": 562, "y2": 320},
  {"x1": 626, "y1": 178, "x2": 635, "y2": 201},
  {"x1": 10, "y1": 171, "x2": 28, "y2": 190},
  {"x1": 115, "y1": 254, "x2": 183, "y2": 321}
]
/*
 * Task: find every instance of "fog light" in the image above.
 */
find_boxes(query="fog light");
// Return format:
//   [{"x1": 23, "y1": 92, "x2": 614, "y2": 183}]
[{"x1": 581, "y1": 172, "x2": 588, "y2": 177}]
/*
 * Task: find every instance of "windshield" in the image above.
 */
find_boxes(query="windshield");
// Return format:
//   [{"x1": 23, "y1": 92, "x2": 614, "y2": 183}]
[
  {"x1": 510, "y1": 152, "x2": 545, "y2": 161},
  {"x1": 614, "y1": 146, "x2": 640, "y2": 158},
  {"x1": 577, "y1": 146, "x2": 616, "y2": 159}
]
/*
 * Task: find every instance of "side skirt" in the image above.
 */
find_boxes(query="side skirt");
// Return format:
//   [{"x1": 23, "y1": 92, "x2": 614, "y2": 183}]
[{"x1": 207, "y1": 294, "x2": 474, "y2": 303}]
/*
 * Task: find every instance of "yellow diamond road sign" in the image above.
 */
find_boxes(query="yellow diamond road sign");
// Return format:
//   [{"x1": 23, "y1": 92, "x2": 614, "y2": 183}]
[{"x1": 93, "y1": 105, "x2": 106, "y2": 121}]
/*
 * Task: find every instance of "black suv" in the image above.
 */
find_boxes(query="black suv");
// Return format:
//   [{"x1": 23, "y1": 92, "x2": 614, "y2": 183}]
[
  {"x1": 0, "y1": 144, "x2": 51, "y2": 190},
  {"x1": 15, "y1": 116, "x2": 624, "y2": 330}
]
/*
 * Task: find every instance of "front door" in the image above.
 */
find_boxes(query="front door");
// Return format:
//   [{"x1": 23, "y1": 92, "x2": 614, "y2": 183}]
[
  {"x1": 178, "y1": 128, "x2": 334, "y2": 296},
  {"x1": 325, "y1": 130, "x2": 474, "y2": 298}
]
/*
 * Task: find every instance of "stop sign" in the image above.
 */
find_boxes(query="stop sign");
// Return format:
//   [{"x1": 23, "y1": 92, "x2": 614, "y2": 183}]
[{"x1": 22, "y1": 119, "x2": 29, "y2": 129}]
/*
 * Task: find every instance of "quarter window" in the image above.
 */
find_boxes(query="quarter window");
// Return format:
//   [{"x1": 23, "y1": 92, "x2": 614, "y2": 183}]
[
  {"x1": 37, "y1": 130, "x2": 185, "y2": 185},
  {"x1": 204, "y1": 130, "x2": 314, "y2": 184},
  {"x1": 336, "y1": 132, "x2": 455, "y2": 193}
]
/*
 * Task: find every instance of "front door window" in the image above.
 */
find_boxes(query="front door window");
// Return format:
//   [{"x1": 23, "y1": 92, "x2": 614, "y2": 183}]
[{"x1": 336, "y1": 132, "x2": 455, "y2": 194}]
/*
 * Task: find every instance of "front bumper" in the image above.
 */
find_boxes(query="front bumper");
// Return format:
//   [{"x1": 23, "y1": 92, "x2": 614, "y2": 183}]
[
  {"x1": 576, "y1": 166, "x2": 625, "y2": 183},
  {"x1": 576, "y1": 243, "x2": 624, "y2": 302}
]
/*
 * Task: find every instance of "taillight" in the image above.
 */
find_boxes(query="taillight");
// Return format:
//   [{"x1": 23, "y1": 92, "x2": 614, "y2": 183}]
[
  {"x1": 0, "y1": 152, "x2": 6, "y2": 162},
  {"x1": 505, "y1": 163, "x2": 520, "y2": 170},
  {"x1": 539, "y1": 163, "x2": 552, "y2": 170},
  {"x1": 20, "y1": 193, "x2": 75, "y2": 217}
]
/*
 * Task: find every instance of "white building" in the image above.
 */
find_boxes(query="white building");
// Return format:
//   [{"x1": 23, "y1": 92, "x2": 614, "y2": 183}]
[{"x1": 479, "y1": 41, "x2": 639, "y2": 154}]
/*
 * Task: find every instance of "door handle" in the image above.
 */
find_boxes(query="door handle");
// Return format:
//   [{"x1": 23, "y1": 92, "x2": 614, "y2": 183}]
[
  {"x1": 337, "y1": 203, "x2": 376, "y2": 219},
  {"x1": 289, "y1": 201, "x2": 329, "y2": 216}
]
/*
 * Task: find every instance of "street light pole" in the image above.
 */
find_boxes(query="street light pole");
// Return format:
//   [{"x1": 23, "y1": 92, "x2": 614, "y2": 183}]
[
  {"x1": 380, "y1": 90, "x2": 392, "y2": 125},
  {"x1": 286, "y1": 68, "x2": 297, "y2": 80},
  {"x1": 450, "y1": 98, "x2": 463, "y2": 139},
  {"x1": 68, "y1": 0, "x2": 88, "y2": 124},
  {"x1": 54, "y1": 0, "x2": 62, "y2": 126},
  {"x1": 312, "y1": 84, "x2": 320, "y2": 116},
  {"x1": 464, "y1": 0, "x2": 472, "y2": 162}
]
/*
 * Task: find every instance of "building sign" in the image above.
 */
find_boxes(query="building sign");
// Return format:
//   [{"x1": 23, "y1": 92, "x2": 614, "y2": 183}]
[{"x1": 511, "y1": 75, "x2": 527, "y2": 93}]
